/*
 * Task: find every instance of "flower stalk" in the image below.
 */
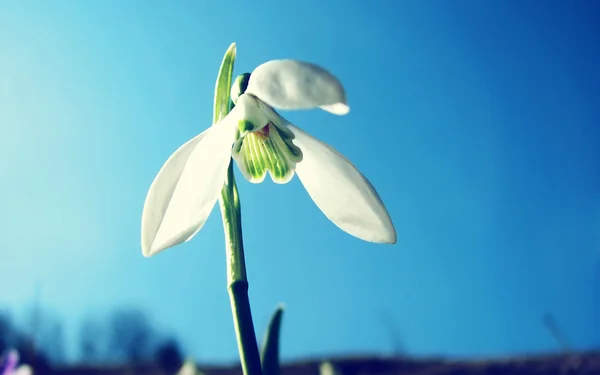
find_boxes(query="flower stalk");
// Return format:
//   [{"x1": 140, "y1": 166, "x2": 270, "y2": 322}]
[{"x1": 213, "y1": 43, "x2": 263, "y2": 375}]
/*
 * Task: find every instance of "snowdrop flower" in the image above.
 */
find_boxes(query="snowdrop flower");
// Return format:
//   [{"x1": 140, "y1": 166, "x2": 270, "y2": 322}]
[
  {"x1": 175, "y1": 360, "x2": 204, "y2": 375},
  {"x1": 319, "y1": 361, "x2": 339, "y2": 375},
  {"x1": 1, "y1": 350, "x2": 32, "y2": 375},
  {"x1": 142, "y1": 60, "x2": 396, "y2": 256}
]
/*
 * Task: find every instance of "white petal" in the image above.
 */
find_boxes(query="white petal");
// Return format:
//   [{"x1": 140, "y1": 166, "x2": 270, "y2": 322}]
[
  {"x1": 14, "y1": 365, "x2": 33, "y2": 375},
  {"x1": 246, "y1": 60, "x2": 350, "y2": 115},
  {"x1": 141, "y1": 118, "x2": 237, "y2": 257},
  {"x1": 288, "y1": 125, "x2": 396, "y2": 244},
  {"x1": 176, "y1": 360, "x2": 199, "y2": 375},
  {"x1": 235, "y1": 93, "x2": 272, "y2": 132}
]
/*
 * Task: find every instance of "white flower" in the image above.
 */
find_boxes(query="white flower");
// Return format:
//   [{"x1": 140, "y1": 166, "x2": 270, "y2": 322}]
[
  {"x1": 141, "y1": 60, "x2": 396, "y2": 257},
  {"x1": 176, "y1": 360, "x2": 204, "y2": 375},
  {"x1": 1, "y1": 350, "x2": 32, "y2": 375},
  {"x1": 12, "y1": 366, "x2": 32, "y2": 375}
]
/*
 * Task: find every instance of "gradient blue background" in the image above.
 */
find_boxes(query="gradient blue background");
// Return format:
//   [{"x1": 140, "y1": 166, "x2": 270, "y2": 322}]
[{"x1": 1, "y1": 0, "x2": 599, "y2": 364}]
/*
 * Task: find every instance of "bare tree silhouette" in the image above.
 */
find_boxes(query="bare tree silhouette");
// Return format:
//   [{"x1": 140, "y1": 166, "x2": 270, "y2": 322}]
[
  {"x1": 78, "y1": 316, "x2": 105, "y2": 363},
  {"x1": 154, "y1": 338, "x2": 184, "y2": 374},
  {"x1": 106, "y1": 308, "x2": 156, "y2": 363}
]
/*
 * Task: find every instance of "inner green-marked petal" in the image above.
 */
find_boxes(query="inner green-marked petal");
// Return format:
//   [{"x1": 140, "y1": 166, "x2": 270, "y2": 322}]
[{"x1": 232, "y1": 124, "x2": 303, "y2": 184}]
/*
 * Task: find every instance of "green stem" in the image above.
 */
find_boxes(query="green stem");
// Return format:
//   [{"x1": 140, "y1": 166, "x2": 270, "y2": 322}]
[
  {"x1": 218, "y1": 162, "x2": 263, "y2": 375},
  {"x1": 213, "y1": 42, "x2": 262, "y2": 375}
]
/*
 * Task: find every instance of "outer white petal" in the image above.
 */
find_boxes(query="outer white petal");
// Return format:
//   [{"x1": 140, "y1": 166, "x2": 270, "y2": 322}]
[
  {"x1": 246, "y1": 60, "x2": 350, "y2": 115},
  {"x1": 288, "y1": 125, "x2": 396, "y2": 244},
  {"x1": 141, "y1": 117, "x2": 238, "y2": 257}
]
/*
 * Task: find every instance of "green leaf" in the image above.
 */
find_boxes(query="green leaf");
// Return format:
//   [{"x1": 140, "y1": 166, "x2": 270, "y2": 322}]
[
  {"x1": 213, "y1": 43, "x2": 237, "y2": 124},
  {"x1": 260, "y1": 304, "x2": 285, "y2": 375}
]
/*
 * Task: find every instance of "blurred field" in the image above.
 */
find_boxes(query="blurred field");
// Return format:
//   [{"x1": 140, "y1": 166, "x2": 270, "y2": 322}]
[
  {"x1": 3, "y1": 306, "x2": 600, "y2": 375},
  {"x1": 41, "y1": 352, "x2": 600, "y2": 375}
]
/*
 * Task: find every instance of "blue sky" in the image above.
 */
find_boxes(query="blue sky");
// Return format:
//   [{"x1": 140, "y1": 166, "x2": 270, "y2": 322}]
[{"x1": 1, "y1": 0, "x2": 599, "y2": 364}]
